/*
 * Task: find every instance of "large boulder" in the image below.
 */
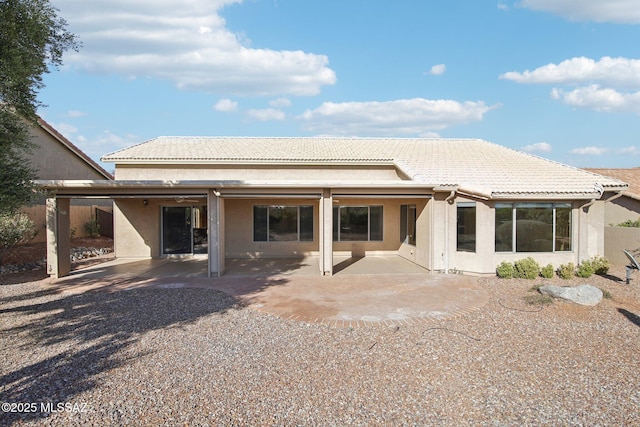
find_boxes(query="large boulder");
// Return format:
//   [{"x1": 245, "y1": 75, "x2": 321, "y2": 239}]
[{"x1": 539, "y1": 284, "x2": 603, "y2": 306}]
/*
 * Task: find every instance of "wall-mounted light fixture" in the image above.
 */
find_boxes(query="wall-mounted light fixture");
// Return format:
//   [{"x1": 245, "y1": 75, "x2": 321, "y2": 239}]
[{"x1": 143, "y1": 199, "x2": 148, "y2": 206}]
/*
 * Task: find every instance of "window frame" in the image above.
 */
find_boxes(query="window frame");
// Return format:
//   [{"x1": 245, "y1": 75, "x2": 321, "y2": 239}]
[
  {"x1": 495, "y1": 202, "x2": 572, "y2": 253},
  {"x1": 456, "y1": 202, "x2": 476, "y2": 253},
  {"x1": 400, "y1": 204, "x2": 417, "y2": 246},
  {"x1": 253, "y1": 205, "x2": 314, "y2": 242},
  {"x1": 333, "y1": 205, "x2": 384, "y2": 242}
]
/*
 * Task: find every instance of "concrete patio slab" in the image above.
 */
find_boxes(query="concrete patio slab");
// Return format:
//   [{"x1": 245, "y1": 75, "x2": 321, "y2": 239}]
[{"x1": 46, "y1": 256, "x2": 488, "y2": 326}]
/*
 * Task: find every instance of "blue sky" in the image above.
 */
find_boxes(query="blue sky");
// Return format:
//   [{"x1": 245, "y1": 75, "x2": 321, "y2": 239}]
[{"x1": 39, "y1": 0, "x2": 640, "y2": 171}]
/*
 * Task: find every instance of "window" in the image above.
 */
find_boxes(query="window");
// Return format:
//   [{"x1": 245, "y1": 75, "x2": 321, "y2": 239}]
[
  {"x1": 400, "y1": 204, "x2": 416, "y2": 245},
  {"x1": 253, "y1": 205, "x2": 314, "y2": 242},
  {"x1": 333, "y1": 206, "x2": 383, "y2": 241},
  {"x1": 495, "y1": 203, "x2": 572, "y2": 252},
  {"x1": 457, "y1": 202, "x2": 476, "y2": 252},
  {"x1": 162, "y1": 206, "x2": 208, "y2": 255}
]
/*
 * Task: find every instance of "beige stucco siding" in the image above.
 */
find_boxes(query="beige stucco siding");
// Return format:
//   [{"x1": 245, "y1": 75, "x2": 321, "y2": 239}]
[
  {"x1": 437, "y1": 198, "x2": 606, "y2": 275},
  {"x1": 224, "y1": 198, "x2": 320, "y2": 258},
  {"x1": 114, "y1": 164, "x2": 405, "y2": 181},
  {"x1": 114, "y1": 198, "x2": 160, "y2": 258},
  {"x1": 28, "y1": 126, "x2": 109, "y2": 180},
  {"x1": 223, "y1": 197, "x2": 429, "y2": 267},
  {"x1": 602, "y1": 196, "x2": 640, "y2": 226}
]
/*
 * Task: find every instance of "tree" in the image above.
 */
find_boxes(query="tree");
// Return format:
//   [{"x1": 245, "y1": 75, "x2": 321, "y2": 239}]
[{"x1": 0, "y1": 0, "x2": 79, "y2": 215}]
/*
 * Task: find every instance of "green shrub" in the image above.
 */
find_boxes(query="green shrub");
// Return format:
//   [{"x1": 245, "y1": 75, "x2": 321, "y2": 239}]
[
  {"x1": 557, "y1": 262, "x2": 575, "y2": 279},
  {"x1": 541, "y1": 264, "x2": 555, "y2": 279},
  {"x1": 0, "y1": 213, "x2": 37, "y2": 265},
  {"x1": 84, "y1": 219, "x2": 101, "y2": 238},
  {"x1": 601, "y1": 289, "x2": 612, "y2": 299},
  {"x1": 513, "y1": 257, "x2": 540, "y2": 279},
  {"x1": 615, "y1": 217, "x2": 640, "y2": 227},
  {"x1": 496, "y1": 261, "x2": 514, "y2": 279},
  {"x1": 576, "y1": 260, "x2": 595, "y2": 278},
  {"x1": 590, "y1": 256, "x2": 610, "y2": 275}
]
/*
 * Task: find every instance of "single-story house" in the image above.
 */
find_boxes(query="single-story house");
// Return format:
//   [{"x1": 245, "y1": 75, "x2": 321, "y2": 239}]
[{"x1": 39, "y1": 137, "x2": 628, "y2": 278}]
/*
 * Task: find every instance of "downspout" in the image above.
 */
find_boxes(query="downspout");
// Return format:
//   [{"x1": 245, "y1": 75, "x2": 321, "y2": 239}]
[
  {"x1": 579, "y1": 184, "x2": 605, "y2": 263},
  {"x1": 581, "y1": 198, "x2": 597, "y2": 212},
  {"x1": 444, "y1": 190, "x2": 456, "y2": 274},
  {"x1": 605, "y1": 191, "x2": 624, "y2": 203},
  {"x1": 581, "y1": 183, "x2": 605, "y2": 212}
]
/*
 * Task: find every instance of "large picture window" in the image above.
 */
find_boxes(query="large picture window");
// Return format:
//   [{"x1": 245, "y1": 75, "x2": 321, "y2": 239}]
[
  {"x1": 457, "y1": 202, "x2": 476, "y2": 252},
  {"x1": 333, "y1": 206, "x2": 383, "y2": 241},
  {"x1": 495, "y1": 203, "x2": 572, "y2": 252},
  {"x1": 253, "y1": 205, "x2": 314, "y2": 242}
]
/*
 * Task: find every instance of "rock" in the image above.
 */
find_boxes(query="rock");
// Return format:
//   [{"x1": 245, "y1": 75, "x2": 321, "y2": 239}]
[{"x1": 539, "y1": 284, "x2": 603, "y2": 306}]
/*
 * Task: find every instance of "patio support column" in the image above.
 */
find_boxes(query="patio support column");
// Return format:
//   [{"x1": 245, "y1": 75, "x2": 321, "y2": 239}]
[
  {"x1": 46, "y1": 197, "x2": 71, "y2": 278},
  {"x1": 319, "y1": 189, "x2": 333, "y2": 275},
  {"x1": 208, "y1": 190, "x2": 225, "y2": 277}
]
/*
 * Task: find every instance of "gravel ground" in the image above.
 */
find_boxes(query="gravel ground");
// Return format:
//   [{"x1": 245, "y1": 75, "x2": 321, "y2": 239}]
[{"x1": 1, "y1": 266, "x2": 639, "y2": 426}]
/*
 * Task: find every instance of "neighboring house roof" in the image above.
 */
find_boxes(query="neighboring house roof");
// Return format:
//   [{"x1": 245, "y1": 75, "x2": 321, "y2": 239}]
[
  {"x1": 585, "y1": 168, "x2": 640, "y2": 201},
  {"x1": 102, "y1": 137, "x2": 627, "y2": 199},
  {"x1": 36, "y1": 117, "x2": 113, "y2": 180}
]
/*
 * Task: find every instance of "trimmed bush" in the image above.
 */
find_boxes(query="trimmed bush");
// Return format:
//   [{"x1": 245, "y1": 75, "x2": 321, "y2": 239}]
[
  {"x1": 513, "y1": 257, "x2": 540, "y2": 280},
  {"x1": 496, "y1": 261, "x2": 514, "y2": 279},
  {"x1": 591, "y1": 256, "x2": 610, "y2": 275},
  {"x1": 576, "y1": 259, "x2": 595, "y2": 278},
  {"x1": 541, "y1": 264, "x2": 554, "y2": 279},
  {"x1": 557, "y1": 262, "x2": 575, "y2": 280}
]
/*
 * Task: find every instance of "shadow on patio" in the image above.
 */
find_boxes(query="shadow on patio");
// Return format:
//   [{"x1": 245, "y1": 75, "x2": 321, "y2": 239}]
[{"x1": 45, "y1": 256, "x2": 487, "y2": 328}]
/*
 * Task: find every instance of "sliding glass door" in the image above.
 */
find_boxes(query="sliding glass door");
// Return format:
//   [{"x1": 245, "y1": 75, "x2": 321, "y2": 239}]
[{"x1": 162, "y1": 206, "x2": 208, "y2": 255}]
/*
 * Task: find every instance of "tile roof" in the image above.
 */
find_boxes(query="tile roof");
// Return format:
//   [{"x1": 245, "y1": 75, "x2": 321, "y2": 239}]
[
  {"x1": 584, "y1": 168, "x2": 640, "y2": 200},
  {"x1": 102, "y1": 137, "x2": 627, "y2": 198}
]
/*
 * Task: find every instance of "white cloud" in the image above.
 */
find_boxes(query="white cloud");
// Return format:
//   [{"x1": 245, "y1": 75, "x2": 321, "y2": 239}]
[
  {"x1": 551, "y1": 85, "x2": 640, "y2": 113},
  {"x1": 65, "y1": 110, "x2": 88, "y2": 118},
  {"x1": 246, "y1": 108, "x2": 286, "y2": 121},
  {"x1": 501, "y1": 57, "x2": 640, "y2": 89},
  {"x1": 52, "y1": 122, "x2": 79, "y2": 136},
  {"x1": 522, "y1": 142, "x2": 552, "y2": 153},
  {"x1": 429, "y1": 64, "x2": 446, "y2": 75},
  {"x1": 569, "y1": 146, "x2": 609, "y2": 155},
  {"x1": 298, "y1": 98, "x2": 495, "y2": 135},
  {"x1": 214, "y1": 98, "x2": 238, "y2": 112},
  {"x1": 503, "y1": 56, "x2": 640, "y2": 114},
  {"x1": 618, "y1": 146, "x2": 640, "y2": 155},
  {"x1": 55, "y1": 0, "x2": 336, "y2": 96},
  {"x1": 518, "y1": 0, "x2": 640, "y2": 24},
  {"x1": 269, "y1": 98, "x2": 292, "y2": 108}
]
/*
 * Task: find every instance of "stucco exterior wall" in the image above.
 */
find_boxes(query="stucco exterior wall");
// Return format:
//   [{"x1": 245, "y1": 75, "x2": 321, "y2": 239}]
[
  {"x1": 114, "y1": 199, "x2": 160, "y2": 258},
  {"x1": 604, "y1": 226, "x2": 640, "y2": 265},
  {"x1": 114, "y1": 164, "x2": 405, "y2": 181},
  {"x1": 434, "y1": 198, "x2": 604, "y2": 275},
  {"x1": 223, "y1": 197, "x2": 428, "y2": 262},
  {"x1": 224, "y1": 198, "x2": 320, "y2": 258},
  {"x1": 27, "y1": 126, "x2": 109, "y2": 180},
  {"x1": 110, "y1": 189, "x2": 608, "y2": 276},
  {"x1": 603, "y1": 196, "x2": 640, "y2": 226}
]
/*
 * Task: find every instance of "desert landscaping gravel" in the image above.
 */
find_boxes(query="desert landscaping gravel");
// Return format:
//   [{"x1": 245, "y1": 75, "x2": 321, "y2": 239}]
[{"x1": 1, "y1": 266, "x2": 639, "y2": 426}]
